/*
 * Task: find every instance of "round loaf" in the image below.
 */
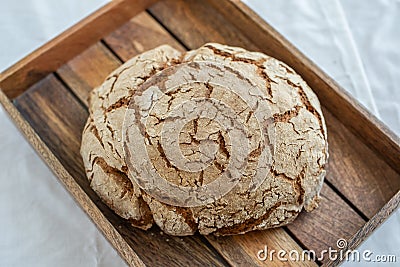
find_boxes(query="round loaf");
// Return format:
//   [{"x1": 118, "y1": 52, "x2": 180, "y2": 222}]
[{"x1": 80, "y1": 43, "x2": 328, "y2": 235}]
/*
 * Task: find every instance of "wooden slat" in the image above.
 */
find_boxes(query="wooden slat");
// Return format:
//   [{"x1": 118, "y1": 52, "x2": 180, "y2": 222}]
[
  {"x1": 205, "y1": 0, "x2": 400, "y2": 176},
  {"x1": 324, "y1": 190, "x2": 400, "y2": 267},
  {"x1": 286, "y1": 185, "x2": 365, "y2": 264},
  {"x1": 14, "y1": 75, "x2": 88, "y2": 181},
  {"x1": 0, "y1": 0, "x2": 158, "y2": 99},
  {"x1": 104, "y1": 12, "x2": 186, "y2": 61},
  {"x1": 57, "y1": 12, "x2": 317, "y2": 266},
  {"x1": 13, "y1": 74, "x2": 229, "y2": 267},
  {"x1": 207, "y1": 229, "x2": 316, "y2": 266},
  {"x1": 57, "y1": 42, "x2": 121, "y2": 106},
  {"x1": 148, "y1": 0, "x2": 259, "y2": 51},
  {"x1": 323, "y1": 110, "x2": 400, "y2": 218}
]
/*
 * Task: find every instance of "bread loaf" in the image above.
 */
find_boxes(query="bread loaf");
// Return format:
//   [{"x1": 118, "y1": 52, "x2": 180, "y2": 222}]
[{"x1": 80, "y1": 43, "x2": 328, "y2": 236}]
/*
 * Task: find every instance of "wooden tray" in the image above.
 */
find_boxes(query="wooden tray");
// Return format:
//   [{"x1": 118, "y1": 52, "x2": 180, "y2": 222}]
[{"x1": 1, "y1": 0, "x2": 399, "y2": 266}]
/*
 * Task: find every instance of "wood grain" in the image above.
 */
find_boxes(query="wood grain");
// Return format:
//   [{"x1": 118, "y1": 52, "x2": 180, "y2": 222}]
[
  {"x1": 208, "y1": 229, "x2": 317, "y2": 267},
  {"x1": 0, "y1": 0, "x2": 158, "y2": 99},
  {"x1": 14, "y1": 75, "x2": 88, "y2": 181},
  {"x1": 286, "y1": 185, "x2": 365, "y2": 264},
  {"x1": 323, "y1": 190, "x2": 400, "y2": 267},
  {"x1": 104, "y1": 12, "x2": 186, "y2": 61},
  {"x1": 148, "y1": 0, "x2": 259, "y2": 51},
  {"x1": 57, "y1": 42, "x2": 121, "y2": 106},
  {"x1": 324, "y1": 109, "x2": 400, "y2": 218}
]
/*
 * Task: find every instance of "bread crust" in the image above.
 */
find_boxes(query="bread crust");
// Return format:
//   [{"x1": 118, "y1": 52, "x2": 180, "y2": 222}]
[{"x1": 80, "y1": 43, "x2": 328, "y2": 236}]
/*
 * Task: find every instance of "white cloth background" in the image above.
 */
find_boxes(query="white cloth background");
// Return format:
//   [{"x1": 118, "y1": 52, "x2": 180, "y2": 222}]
[{"x1": 0, "y1": 0, "x2": 399, "y2": 266}]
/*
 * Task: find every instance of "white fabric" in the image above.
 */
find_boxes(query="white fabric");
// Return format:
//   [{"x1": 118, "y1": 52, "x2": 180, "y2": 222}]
[{"x1": 0, "y1": 0, "x2": 399, "y2": 266}]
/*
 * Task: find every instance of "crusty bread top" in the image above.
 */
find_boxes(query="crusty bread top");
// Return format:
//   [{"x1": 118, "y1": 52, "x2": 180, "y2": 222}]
[{"x1": 80, "y1": 43, "x2": 328, "y2": 236}]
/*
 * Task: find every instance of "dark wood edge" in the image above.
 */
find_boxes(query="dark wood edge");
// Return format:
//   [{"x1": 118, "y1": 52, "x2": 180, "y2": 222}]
[
  {"x1": 0, "y1": 0, "x2": 159, "y2": 99},
  {"x1": 323, "y1": 190, "x2": 400, "y2": 266},
  {"x1": 0, "y1": 88, "x2": 146, "y2": 267},
  {"x1": 207, "y1": 0, "x2": 400, "y2": 175}
]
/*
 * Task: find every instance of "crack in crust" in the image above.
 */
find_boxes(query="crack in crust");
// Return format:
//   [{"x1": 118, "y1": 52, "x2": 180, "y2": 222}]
[
  {"x1": 204, "y1": 43, "x2": 325, "y2": 139},
  {"x1": 204, "y1": 44, "x2": 275, "y2": 98},
  {"x1": 87, "y1": 117, "x2": 105, "y2": 149},
  {"x1": 174, "y1": 207, "x2": 198, "y2": 232},
  {"x1": 273, "y1": 105, "x2": 302, "y2": 123},
  {"x1": 105, "y1": 97, "x2": 130, "y2": 113},
  {"x1": 131, "y1": 195, "x2": 155, "y2": 228},
  {"x1": 271, "y1": 168, "x2": 305, "y2": 206},
  {"x1": 91, "y1": 156, "x2": 132, "y2": 194},
  {"x1": 286, "y1": 79, "x2": 325, "y2": 138},
  {"x1": 214, "y1": 202, "x2": 284, "y2": 235}
]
